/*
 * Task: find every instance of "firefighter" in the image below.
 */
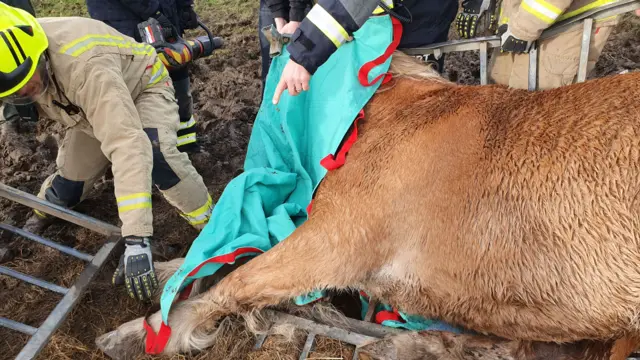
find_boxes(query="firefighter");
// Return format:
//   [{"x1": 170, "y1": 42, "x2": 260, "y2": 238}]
[
  {"x1": 85, "y1": 0, "x2": 201, "y2": 153},
  {"x1": 456, "y1": 0, "x2": 621, "y2": 90},
  {"x1": 271, "y1": 0, "x2": 458, "y2": 104},
  {"x1": 259, "y1": 0, "x2": 311, "y2": 90},
  {"x1": 0, "y1": 0, "x2": 37, "y2": 123},
  {"x1": 0, "y1": 4, "x2": 214, "y2": 301}
]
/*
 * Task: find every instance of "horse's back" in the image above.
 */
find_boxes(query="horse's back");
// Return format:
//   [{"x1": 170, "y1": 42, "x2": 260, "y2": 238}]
[{"x1": 355, "y1": 72, "x2": 640, "y2": 342}]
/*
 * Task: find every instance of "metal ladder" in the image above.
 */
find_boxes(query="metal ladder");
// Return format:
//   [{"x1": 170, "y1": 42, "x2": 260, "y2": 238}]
[
  {"x1": 0, "y1": 183, "x2": 122, "y2": 360},
  {"x1": 402, "y1": 0, "x2": 640, "y2": 91}
]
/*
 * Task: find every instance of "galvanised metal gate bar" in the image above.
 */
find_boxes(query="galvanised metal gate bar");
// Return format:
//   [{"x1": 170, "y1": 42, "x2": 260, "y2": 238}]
[
  {"x1": 0, "y1": 182, "x2": 122, "y2": 360},
  {"x1": 254, "y1": 308, "x2": 406, "y2": 360},
  {"x1": 402, "y1": 0, "x2": 640, "y2": 91}
]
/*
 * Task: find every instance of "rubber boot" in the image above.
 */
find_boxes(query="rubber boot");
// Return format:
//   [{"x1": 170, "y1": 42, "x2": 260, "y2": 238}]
[{"x1": 22, "y1": 212, "x2": 55, "y2": 235}]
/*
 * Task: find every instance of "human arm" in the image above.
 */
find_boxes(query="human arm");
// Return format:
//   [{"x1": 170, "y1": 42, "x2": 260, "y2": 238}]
[
  {"x1": 287, "y1": 0, "x2": 379, "y2": 75},
  {"x1": 288, "y1": 0, "x2": 309, "y2": 22},
  {"x1": 177, "y1": 0, "x2": 199, "y2": 30},
  {"x1": 266, "y1": 0, "x2": 290, "y2": 23},
  {"x1": 504, "y1": 0, "x2": 573, "y2": 47},
  {"x1": 115, "y1": 0, "x2": 161, "y2": 20},
  {"x1": 456, "y1": 0, "x2": 497, "y2": 39},
  {"x1": 282, "y1": 0, "x2": 310, "y2": 32},
  {"x1": 69, "y1": 56, "x2": 153, "y2": 237},
  {"x1": 69, "y1": 55, "x2": 158, "y2": 300},
  {"x1": 272, "y1": 0, "x2": 380, "y2": 103}
]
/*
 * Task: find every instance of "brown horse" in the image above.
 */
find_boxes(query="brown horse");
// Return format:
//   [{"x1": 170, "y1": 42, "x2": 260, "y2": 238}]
[{"x1": 96, "y1": 51, "x2": 640, "y2": 360}]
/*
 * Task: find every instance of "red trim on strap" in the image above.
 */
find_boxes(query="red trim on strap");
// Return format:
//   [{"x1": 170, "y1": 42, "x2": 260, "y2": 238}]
[
  {"x1": 321, "y1": 17, "x2": 402, "y2": 171},
  {"x1": 144, "y1": 319, "x2": 172, "y2": 355},
  {"x1": 145, "y1": 247, "x2": 264, "y2": 355},
  {"x1": 186, "y1": 247, "x2": 264, "y2": 277},
  {"x1": 357, "y1": 17, "x2": 403, "y2": 87},
  {"x1": 178, "y1": 282, "x2": 194, "y2": 301},
  {"x1": 306, "y1": 200, "x2": 313, "y2": 215},
  {"x1": 320, "y1": 110, "x2": 364, "y2": 171},
  {"x1": 375, "y1": 309, "x2": 402, "y2": 324}
]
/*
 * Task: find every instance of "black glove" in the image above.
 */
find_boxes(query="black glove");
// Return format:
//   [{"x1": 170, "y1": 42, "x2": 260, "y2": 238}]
[
  {"x1": 112, "y1": 236, "x2": 159, "y2": 301},
  {"x1": 456, "y1": 0, "x2": 497, "y2": 39},
  {"x1": 180, "y1": 5, "x2": 199, "y2": 30},
  {"x1": 152, "y1": 9, "x2": 179, "y2": 41},
  {"x1": 497, "y1": 24, "x2": 534, "y2": 53}
]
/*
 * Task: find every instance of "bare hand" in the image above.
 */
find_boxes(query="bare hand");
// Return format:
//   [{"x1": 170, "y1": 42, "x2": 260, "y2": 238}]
[
  {"x1": 274, "y1": 17, "x2": 287, "y2": 32},
  {"x1": 272, "y1": 59, "x2": 311, "y2": 104},
  {"x1": 280, "y1": 21, "x2": 301, "y2": 35},
  {"x1": 636, "y1": 9, "x2": 640, "y2": 16}
]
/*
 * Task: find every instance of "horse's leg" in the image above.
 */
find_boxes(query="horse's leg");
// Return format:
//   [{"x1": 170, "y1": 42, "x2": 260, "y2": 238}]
[
  {"x1": 150, "y1": 256, "x2": 253, "y2": 303},
  {"x1": 96, "y1": 201, "x2": 384, "y2": 357},
  {"x1": 357, "y1": 331, "x2": 640, "y2": 360}
]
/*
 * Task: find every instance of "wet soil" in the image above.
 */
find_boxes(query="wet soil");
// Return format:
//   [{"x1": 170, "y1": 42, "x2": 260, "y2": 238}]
[{"x1": 1, "y1": 5, "x2": 639, "y2": 360}]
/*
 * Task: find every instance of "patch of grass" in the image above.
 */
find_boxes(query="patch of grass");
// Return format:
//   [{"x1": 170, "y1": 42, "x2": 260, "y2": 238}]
[
  {"x1": 32, "y1": 0, "x2": 87, "y2": 17},
  {"x1": 31, "y1": 0, "x2": 258, "y2": 22}
]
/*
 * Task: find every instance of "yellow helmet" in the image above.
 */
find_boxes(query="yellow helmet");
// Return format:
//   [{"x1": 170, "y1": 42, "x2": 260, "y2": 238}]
[{"x1": 0, "y1": 3, "x2": 49, "y2": 101}]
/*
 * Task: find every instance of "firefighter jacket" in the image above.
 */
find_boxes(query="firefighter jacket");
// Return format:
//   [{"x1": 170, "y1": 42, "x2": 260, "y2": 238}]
[
  {"x1": 287, "y1": 0, "x2": 391, "y2": 75},
  {"x1": 32, "y1": 17, "x2": 171, "y2": 237},
  {"x1": 286, "y1": 0, "x2": 458, "y2": 75},
  {"x1": 500, "y1": 0, "x2": 621, "y2": 41},
  {"x1": 265, "y1": 0, "x2": 311, "y2": 22}
]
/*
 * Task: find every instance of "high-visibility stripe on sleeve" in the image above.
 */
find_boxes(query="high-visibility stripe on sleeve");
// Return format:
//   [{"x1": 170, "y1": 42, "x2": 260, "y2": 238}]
[
  {"x1": 181, "y1": 195, "x2": 213, "y2": 226},
  {"x1": 179, "y1": 116, "x2": 196, "y2": 130},
  {"x1": 557, "y1": 0, "x2": 616, "y2": 22},
  {"x1": 117, "y1": 193, "x2": 152, "y2": 212},
  {"x1": 60, "y1": 34, "x2": 155, "y2": 57},
  {"x1": 306, "y1": 4, "x2": 350, "y2": 49},
  {"x1": 372, "y1": 0, "x2": 394, "y2": 15},
  {"x1": 177, "y1": 133, "x2": 196, "y2": 147},
  {"x1": 521, "y1": 0, "x2": 562, "y2": 24},
  {"x1": 147, "y1": 59, "x2": 169, "y2": 88}
]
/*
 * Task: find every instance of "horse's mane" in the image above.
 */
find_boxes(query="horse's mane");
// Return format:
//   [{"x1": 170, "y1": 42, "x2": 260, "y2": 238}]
[{"x1": 388, "y1": 50, "x2": 450, "y2": 84}]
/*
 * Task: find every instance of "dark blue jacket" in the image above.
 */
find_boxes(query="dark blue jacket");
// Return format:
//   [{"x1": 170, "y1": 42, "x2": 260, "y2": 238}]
[
  {"x1": 1, "y1": 0, "x2": 35, "y2": 15},
  {"x1": 287, "y1": 0, "x2": 457, "y2": 75},
  {"x1": 86, "y1": 0, "x2": 193, "y2": 41}
]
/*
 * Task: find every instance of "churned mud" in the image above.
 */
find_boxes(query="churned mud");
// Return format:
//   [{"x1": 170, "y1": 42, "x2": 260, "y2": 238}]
[{"x1": 1, "y1": 4, "x2": 639, "y2": 360}]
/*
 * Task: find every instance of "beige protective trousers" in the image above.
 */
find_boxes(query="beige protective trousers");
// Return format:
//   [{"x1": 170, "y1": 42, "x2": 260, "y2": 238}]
[
  {"x1": 36, "y1": 82, "x2": 212, "y2": 236},
  {"x1": 489, "y1": 18, "x2": 618, "y2": 90}
]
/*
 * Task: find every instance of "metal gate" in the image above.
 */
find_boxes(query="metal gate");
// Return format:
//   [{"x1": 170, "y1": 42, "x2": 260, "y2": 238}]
[
  {"x1": 0, "y1": 183, "x2": 122, "y2": 360},
  {"x1": 254, "y1": 304, "x2": 406, "y2": 360},
  {"x1": 402, "y1": 0, "x2": 640, "y2": 91}
]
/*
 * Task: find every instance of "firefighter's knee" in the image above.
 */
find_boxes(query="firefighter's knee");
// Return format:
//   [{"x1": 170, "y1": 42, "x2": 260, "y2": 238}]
[{"x1": 44, "y1": 175, "x2": 84, "y2": 208}]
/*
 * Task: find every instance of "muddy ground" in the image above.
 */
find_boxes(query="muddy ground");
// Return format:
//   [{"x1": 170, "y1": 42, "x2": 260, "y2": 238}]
[{"x1": 1, "y1": 3, "x2": 640, "y2": 360}]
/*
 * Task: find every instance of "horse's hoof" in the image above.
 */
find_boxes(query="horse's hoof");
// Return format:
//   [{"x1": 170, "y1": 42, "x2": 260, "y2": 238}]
[
  {"x1": 95, "y1": 330, "x2": 124, "y2": 359},
  {"x1": 95, "y1": 326, "x2": 145, "y2": 360}
]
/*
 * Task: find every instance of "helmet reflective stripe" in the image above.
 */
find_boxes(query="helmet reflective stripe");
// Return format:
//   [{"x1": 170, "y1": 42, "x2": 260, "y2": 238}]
[
  {"x1": 8, "y1": 29, "x2": 28, "y2": 62},
  {"x1": 1, "y1": 29, "x2": 25, "y2": 66}
]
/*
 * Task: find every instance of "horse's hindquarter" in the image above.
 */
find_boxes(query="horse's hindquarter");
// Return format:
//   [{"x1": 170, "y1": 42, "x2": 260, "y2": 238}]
[{"x1": 354, "y1": 74, "x2": 640, "y2": 342}]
